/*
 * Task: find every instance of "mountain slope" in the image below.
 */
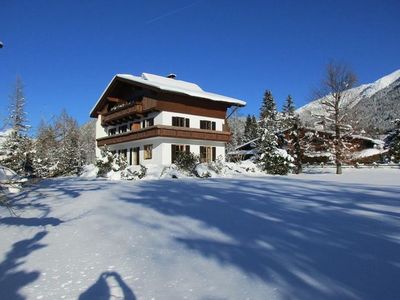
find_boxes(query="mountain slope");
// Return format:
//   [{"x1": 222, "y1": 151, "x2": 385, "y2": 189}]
[{"x1": 297, "y1": 69, "x2": 400, "y2": 135}]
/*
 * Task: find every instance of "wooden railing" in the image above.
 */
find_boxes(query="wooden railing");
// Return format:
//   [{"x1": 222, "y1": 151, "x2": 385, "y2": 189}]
[
  {"x1": 97, "y1": 125, "x2": 231, "y2": 146},
  {"x1": 101, "y1": 103, "x2": 143, "y2": 125}
]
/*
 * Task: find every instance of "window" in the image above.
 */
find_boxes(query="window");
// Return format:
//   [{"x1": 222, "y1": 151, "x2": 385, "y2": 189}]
[
  {"x1": 144, "y1": 144, "x2": 153, "y2": 160},
  {"x1": 200, "y1": 120, "x2": 216, "y2": 130},
  {"x1": 171, "y1": 144, "x2": 190, "y2": 163},
  {"x1": 108, "y1": 128, "x2": 117, "y2": 136},
  {"x1": 200, "y1": 146, "x2": 216, "y2": 163},
  {"x1": 172, "y1": 116, "x2": 190, "y2": 127}
]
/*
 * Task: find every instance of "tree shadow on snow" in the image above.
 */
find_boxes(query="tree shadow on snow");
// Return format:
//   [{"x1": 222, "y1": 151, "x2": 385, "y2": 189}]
[
  {"x1": 79, "y1": 271, "x2": 136, "y2": 300},
  {"x1": 0, "y1": 231, "x2": 48, "y2": 300},
  {"x1": 0, "y1": 216, "x2": 63, "y2": 227},
  {"x1": 117, "y1": 177, "x2": 400, "y2": 300}
]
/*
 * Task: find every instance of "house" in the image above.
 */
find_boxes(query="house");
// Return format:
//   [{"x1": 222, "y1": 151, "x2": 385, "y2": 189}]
[
  {"x1": 228, "y1": 127, "x2": 386, "y2": 164},
  {"x1": 90, "y1": 73, "x2": 246, "y2": 166}
]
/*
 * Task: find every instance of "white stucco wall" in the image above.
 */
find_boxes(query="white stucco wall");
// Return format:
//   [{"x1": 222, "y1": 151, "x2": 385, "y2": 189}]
[
  {"x1": 95, "y1": 111, "x2": 227, "y2": 165},
  {"x1": 155, "y1": 111, "x2": 224, "y2": 131}
]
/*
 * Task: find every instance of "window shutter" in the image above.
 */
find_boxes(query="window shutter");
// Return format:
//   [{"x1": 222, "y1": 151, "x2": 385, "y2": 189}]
[
  {"x1": 185, "y1": 118, "x2": 190, "y2": 128},
  {"x1": 212, "y1": 122, "x2": 216, "y2": 130},
  {"x1": 185, "y1": 145, "x2": 190, "y2": 153}
]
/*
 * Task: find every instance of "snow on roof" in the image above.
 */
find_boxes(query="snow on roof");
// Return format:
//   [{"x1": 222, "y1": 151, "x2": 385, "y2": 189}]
[
  {"x1": 90, "y1": 73, "x2": 246, "y2": 117},
  {"x1": 234, "y1": 137, "x2": 260, "y2": 151},
  {"x1": 352, "y1": 148, "x2": 388, "y2": 159}
]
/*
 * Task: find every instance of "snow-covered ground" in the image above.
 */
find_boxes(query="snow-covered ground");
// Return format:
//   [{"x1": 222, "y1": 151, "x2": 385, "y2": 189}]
[{"x1": 0, "y1": 169, "x2": 399, "y2": 299}]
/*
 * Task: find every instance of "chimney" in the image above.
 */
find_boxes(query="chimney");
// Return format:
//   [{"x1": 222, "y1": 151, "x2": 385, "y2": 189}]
[{"x1": 167, "y1": 73, "x2": 176, "y2": 79}]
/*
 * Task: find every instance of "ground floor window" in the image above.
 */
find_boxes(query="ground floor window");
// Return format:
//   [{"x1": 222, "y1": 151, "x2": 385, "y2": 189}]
[
  {"x1": 144, "y1": 144, "x2": 153, "y2": 160},
  {"x1": 171, "y1": 144, "x2": 190, "y2": 163},
  {"x1": 200, "y1": 146, "x2": 216, "y2": 163}
]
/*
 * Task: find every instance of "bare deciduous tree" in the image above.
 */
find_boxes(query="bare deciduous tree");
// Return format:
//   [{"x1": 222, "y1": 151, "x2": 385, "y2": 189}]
[{"x1": 315, "y1": 62, "x2": 357, "y2": 174}]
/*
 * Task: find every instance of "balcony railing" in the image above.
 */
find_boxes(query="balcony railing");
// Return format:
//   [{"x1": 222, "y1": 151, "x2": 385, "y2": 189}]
[
  {"x1": 97, "y1": 125, "x2": 232, "y2": 146},
  {"x1": 101, "y1": 103, "x2": 143, "y2": 125}
]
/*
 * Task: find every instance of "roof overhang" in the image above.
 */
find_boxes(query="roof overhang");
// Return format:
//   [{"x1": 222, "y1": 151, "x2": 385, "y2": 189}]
[{"x1": 90, "y1": 74, "x2": 246, "y2": 118}]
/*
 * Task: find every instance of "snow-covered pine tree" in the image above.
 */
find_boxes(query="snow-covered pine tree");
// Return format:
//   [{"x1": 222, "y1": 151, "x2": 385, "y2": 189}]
[
  {"x1": 280, "y1": 96, "x2": 304, "y2": 173},
  {"x1": 257, "y1": 90, "x2": 293, "y2": 175},
  {"x1": 243, "y1": 114, "x2": 259, "y2": 143},
  {"x1": 226, "y1": 110, "x2": 245, "y2": 153},
  {"x1": 54, "y1": 110, "x2": 83, "y2": 176},
  {"x1": 281, "y1": 95, "x2": 296, "y2": 130},
  {"x1": 0, "y1": 77, "x2": 34, "y2": 176},
  {"x1": 33, "y1": 120, "x2": 59, "y2": 177},
  {"x1": 384, "y1": 119, "x2": 400, "y2": 162},
  {"x1": 79, "y1": 119, "x2": 96, "y2": 165},
  {"x1": 260, "y1": 90, "x2": 277, "y2": 120}
]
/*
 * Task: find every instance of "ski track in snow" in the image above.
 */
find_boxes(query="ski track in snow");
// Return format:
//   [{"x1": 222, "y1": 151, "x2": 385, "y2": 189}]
[{"x1": 0, "y1": 169, "x2": 399, "y2": 300}]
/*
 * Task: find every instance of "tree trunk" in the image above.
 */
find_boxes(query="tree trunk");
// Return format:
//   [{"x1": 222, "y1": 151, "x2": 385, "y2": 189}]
[{"x1": 336, "y1": 162, "x2": 342, "y2": 174}]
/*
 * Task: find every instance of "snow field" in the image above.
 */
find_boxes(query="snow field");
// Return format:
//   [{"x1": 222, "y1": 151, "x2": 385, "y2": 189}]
[{"x1": 0, "y1": 168, "x2": 399, "y2": 299}]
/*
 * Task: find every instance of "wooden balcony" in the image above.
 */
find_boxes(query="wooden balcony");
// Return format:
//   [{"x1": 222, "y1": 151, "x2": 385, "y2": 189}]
[
  {"x1": 97, "y1": 125, "x2": 231, "y2": 146},
  {"x1": 101, "y1": 103, "x2": 143, "y2": 126}
]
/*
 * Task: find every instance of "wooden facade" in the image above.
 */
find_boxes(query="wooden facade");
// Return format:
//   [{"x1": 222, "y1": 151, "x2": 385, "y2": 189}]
[{"x1": 97, "y1": 125, "x2": 231, "y2": 147}]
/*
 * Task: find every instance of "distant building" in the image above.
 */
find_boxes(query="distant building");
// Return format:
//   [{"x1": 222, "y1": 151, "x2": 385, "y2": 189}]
[
  {"x1": 90, "y1": 73, "x2": 245, "y2": 166},
  {"x1": 228, "y1": 127, "x2": 387, "y2": 164}
]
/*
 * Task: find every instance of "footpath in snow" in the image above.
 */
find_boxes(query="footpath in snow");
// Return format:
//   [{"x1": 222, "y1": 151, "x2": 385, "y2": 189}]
[{"x1": 0, "y1": 168, "x2": 399, "y2": 299}]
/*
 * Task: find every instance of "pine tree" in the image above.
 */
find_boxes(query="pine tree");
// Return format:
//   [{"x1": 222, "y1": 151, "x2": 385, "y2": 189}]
[
  {"x1": 79, "y1": 119, "x2": 96, "y2": 165},
  {"x1": 243, "y1": 114, "x2": 259, "y2": 143},
  {"x1": 384, "y1": 119, "x2": 400, "y2": 162},
  {"x1": 281, "y1": 95, "x2": 296, "y2": 130},
  {"x1": 54, "y1": 110, "x2": 83, "y2": 176},
  {"x1": 244, "y1": 115, "x2": 252, "y2": 141},
  {"x1": 33, "y1": 120, "x2": 59, "y2": 177},
  {"x1": 226, "y1": 112, "x2": 245, "y2": 153},
  {"x1": 257, "y1": 90, "x2": 293, "y2": 175},
  {"x1": 285, "y1": 116, "x2": 305, "y2": 174},
  {"x1": 260, "y1": 90, "x2": 277, "y2": 121},
  {"x1": 282, "y1": 95, "x2": 295, "y2": 116},
  {"x1": 0, "y1": 77, "x2": 34, "y2": 176}
]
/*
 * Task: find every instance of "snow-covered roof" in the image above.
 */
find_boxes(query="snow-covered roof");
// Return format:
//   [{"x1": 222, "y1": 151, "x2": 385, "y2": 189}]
[
  {"x1": 90, "y1": 73, "x2": 246, "y2": 117},
  {"x1": 234, "y1": 138, "x2": 260, "y2": 151}
]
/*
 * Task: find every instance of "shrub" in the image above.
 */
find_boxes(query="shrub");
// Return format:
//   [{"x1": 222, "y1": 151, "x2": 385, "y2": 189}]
[
  {"x1": 174, "y1": 152, "x2": 199, "y2": 172},
  {"x1": 121, "y1": 165, "x2": 147, "y2": 180}
]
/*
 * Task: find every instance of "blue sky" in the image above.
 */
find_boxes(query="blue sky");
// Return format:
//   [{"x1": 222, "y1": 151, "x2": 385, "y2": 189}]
[{"x1": 1, "y1": 0, "x2": 399, "y2": 132}]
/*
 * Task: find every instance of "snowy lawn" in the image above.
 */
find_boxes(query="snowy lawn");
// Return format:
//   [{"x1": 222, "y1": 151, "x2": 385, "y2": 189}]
[{"x1": 0, "y1": 169, "x2": 399, "y2": 300}]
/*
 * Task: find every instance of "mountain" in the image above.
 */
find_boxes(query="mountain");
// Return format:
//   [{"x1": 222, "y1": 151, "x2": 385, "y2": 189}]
[{"x1": 297, "y1": 69, "x2": 400, "y2": 136}]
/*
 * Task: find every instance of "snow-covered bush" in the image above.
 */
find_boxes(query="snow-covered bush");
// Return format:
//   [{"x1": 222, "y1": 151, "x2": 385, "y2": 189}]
[
  {"x1": 121, "y1": 165, "x2": 147, "y2": 180},
  {"x1": 174, "y1": 152, "x2": 199, "y2": 172},
  {"x1": 208, "y1": 155, "x2": 225, "y2": 174},
  {"x1": 113, "y1": 155, "x2": 128, "y2": 171},
  {"x1": 96, "y1": 147, "x2": 114, "y2": 177},
  {"x1": 194, "y1": 163, "x2": 213, "y2": 178},
  {"x1": 160, "y1": 164, "x2": 191, "y2": 179}
]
